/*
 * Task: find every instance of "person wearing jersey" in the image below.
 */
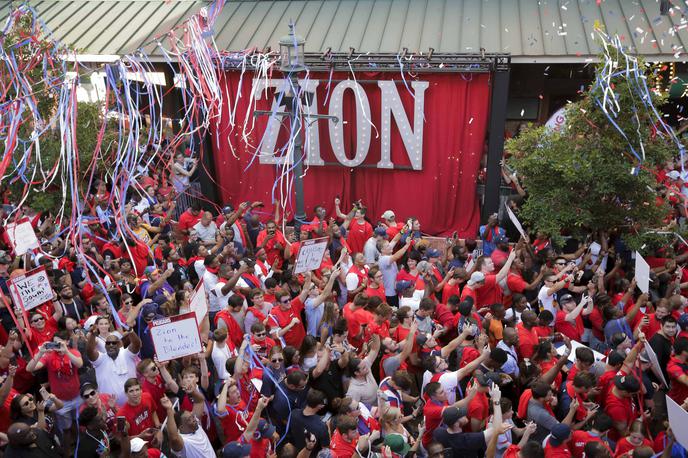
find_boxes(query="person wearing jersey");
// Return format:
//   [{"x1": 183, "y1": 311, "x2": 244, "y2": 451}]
[
  {"x1": 267, "y1": 273, "x2": 311, "y2": 348},
  {"x1": 421, "y1": 381, "x2": 478, "y2": 447},
  {"x1": 379, "y1": 321, "x2": 418, "y2": 379},
  {"x1": 162, "y1": 395, "x2": 214, "y2": 458}
]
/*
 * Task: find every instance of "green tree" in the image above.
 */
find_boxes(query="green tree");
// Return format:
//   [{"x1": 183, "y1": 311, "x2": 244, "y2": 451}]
[
  {"x1": 2, "y1": 9, "x2": 118, "y2": 214},
  {"x1": 506, "y1": 55, "x2": 675, "y2": 251}
]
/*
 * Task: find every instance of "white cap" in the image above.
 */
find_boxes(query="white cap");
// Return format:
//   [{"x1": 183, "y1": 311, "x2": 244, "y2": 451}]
[
  {"x1": 381, "y1": 210, "x2": 395, "y2": 220},
  {"x1": 83, "y1": 315, "x2": 99, "y2": 331},
  {"x1": 467, "y1": 271, "x2": 485, "y2": 286},
  {"x1": 130, "y1": 438, "x2": 148, "y2": 453}
]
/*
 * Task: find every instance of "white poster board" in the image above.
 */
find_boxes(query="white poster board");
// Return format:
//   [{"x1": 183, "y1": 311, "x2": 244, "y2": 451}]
[
  {"x1": 545, "y1": 107, "x2": 567, "y2": 132},
  {"x1": 8, "y1": 267, "x2": 53, "y2": 311},
  {"x1": 5, "y1": 218, "x2": 39, "y2": 255},
  {"x1": 504, "y1": 204, "x2": 526, "y2": 238},
  {"x1": 667, "y1": 395, "x2": 688, "y2": 450},
  {"x1": 645, "y1": 342, "x2": 669, "y2": 389},
  {"x1": 150, "y1": 312, "x2": 202, "y2": 362},
  {"x1": 189, "y1": 280, "x2": 208, "y2": 326},
  {"x1": 294, "y1": 237, "x2": 328, "y2": 274},
  {"x1": 556, "y1": 340, "x2": 605, "y2": 364},
  {"x1": 635, "y1": 252, "x2": 650, "y2": 294}
]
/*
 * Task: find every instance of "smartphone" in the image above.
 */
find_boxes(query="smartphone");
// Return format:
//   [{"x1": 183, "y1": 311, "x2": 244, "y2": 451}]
[
  {"x1": 9, "y1": 356, "x2": 17, "y2": 366},
  {"x1": 44, "y1": 342, "x2": 61, "y2": 350},
  {"x1": 116, "y1": 416, "x2": 127, "y2": 433}
]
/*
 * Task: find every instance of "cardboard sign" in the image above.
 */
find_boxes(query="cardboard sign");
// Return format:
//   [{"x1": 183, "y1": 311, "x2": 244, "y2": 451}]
[
  {"x1": 555, "y1": 340, "x2": 605, "y2": 364},
  {"x1": 645, "y1": 342, "x2": 669, "y2": 389},
  {"x1": 667, "y1": 395, "x2": 688, "y2": 451},
  {"x1": 149, "y1": 312, "x2": 202, "y2": 362},
  {"x1": 294, "y1": 237, "x2": 328, "y2": 274},
  {"x1": 189, "y1": 280, "x2": 208, "y2": 326},
  {"x1": 635, "y1": 251, "x2": 650, "y2": 294},
  {"x1": 505, "y1": 204, "x2": 526, "y2": 238},
  {"x1": 8, "y1": 267, "x2": 53, "y2": 311},
  {"x1": 5, "y1": 218, "x2": 39, "y2": 255}
]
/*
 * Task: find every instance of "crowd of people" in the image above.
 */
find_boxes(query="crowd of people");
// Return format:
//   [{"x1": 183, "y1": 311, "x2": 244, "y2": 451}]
[{"x1": 0, "y1": 155, "x2": 688, "y2": 458}]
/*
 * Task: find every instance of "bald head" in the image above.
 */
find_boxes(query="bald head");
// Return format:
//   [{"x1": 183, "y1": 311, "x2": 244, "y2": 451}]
[
  {"x1": 503, "y1": 327, "x2": 519, "y2": 346},
  {"x1": 7, "y1": 422, "x2": 36, "y2": 446},
  {"x1": 521, "y1": 310, "x2": 537, "y2": 328}
]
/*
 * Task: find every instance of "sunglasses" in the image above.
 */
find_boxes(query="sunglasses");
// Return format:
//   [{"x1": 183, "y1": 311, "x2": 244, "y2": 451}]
[
  {"x1": 280, "y1": 299, "x2": 290, "y2": 304},
  {"x1": 82, "y1": 391, "x2": 97, "y2": 399},
  {"x1": 124, "y1": 301, "x2": 133, "y2": 305},
  {"x1": 254, "y1": 332, "x2": 266, "y2": 338},
  {"x1": 31, "y1": 317, "x2": 45, "y2": 324},
  {"x1": 105, "y1": 341, "x2": 119, "y2": 346},
  {"x1": 271, "y1": 357, "x2": 284, "y2": 363},
  {"x1": 21, "y1": 396, "x2": 34, "y2": 407}
]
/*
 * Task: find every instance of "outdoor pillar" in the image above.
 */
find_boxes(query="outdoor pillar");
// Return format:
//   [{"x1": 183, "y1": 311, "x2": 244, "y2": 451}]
[{"x1": 482, "y1": 66, "x2": 511, "y2": 221}]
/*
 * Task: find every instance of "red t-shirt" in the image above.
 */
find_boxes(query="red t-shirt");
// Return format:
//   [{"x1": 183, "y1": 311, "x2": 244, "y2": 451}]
[
  {"x1": 588, "y1": 307, "x2": 605, "y2": 341},
  {"x1": 28, "y1": 317, "x2": 59, "y2": 352},
  {"x1": 544, "y1": 440, "x2": 573, "y2": 458},
  {"x1": 555, "y1": 311, "x2": 584, "y2": 341},
  {"x1": 343, "y1": 304, "x2": 373, "y2": 350},
  {"x1": 467, "y1": 391, "x2": 489, "y2": 432},
  {"x1": 141, "y1": 375, "x2": 166, "y2": 422},
  {"x1": 178, "y1": 209, "x2": 202, "y2": 233},
  {"x1": 422, "y1": 399, "x2": 447, "y2": 446},
  {"x1": 668, "y1": 356, "x2": 688, "y2": 404},
  {"x1": 570, "y1": 430, "x2": 611, "y2": 458},
  {"x1": 256, "y1": 230, "x2": 288, "y2": 268},
  {"x1": 503, "y1": 445, "x2": 521, "y2": 458},
  {"x1": 0, "y1": 388, "x2": 18, "y2": 433},
  {"x1": 604, "y1": 390, "x2": 637, "y2": 442},
  {"x1": 442, "y1": 282, "x2": 461, "y2": 304},
  {"x1": 533, "y1": 325, "x2": 553, "y2": 339},
  {"x1": 40, "y1": 350, "x2": 81, "y2": 400},
  {"x1": 476, "y1": 274, "x2": 501, "y2": 309},
  {"x1": 368, "y1": 320, "x2": 390, "y2": 339},
  {"x1": 614, "y1": 437, "x2": 653, "y2": 457},
  {"x1": 267, "y1": 297, "x2": 306, "y2": 347},
  {"x1": 460, "y1": 286, "x2": 477, "y2": 303},
  {"x1": 218, "y1": 400, "x2": 249, "y2": 443},
  {"x1": 516, "y1": 323, "x2": 538, "y2": 360},
  {"x1": 364, "y1": 284, "x2": 386, "y2": 302},
  {"x1": 116, "y1": 392, "x2": 157, "y2": 436},
  {"x1": 346, "y1": 220, "x2": 373, "y2": 254},
  {"x1": 504, "y1": 272, "x2": 528, "y2": 308},
  {"x1": 330, "y1": 429, "x2": 358, "y2": 458},
  {"x1": 598, "y1": 369, "x2": 621, "y2": 409}
]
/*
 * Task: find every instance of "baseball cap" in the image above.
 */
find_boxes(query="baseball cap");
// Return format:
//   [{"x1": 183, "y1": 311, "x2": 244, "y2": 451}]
[
  {"x1": 381, "y1": 210, "x2": 395, "y2": 220},
  {"x1": 475, "y1": 371, "x2": 501, "y2": 387},
  {"x1": 395, "y1": 280, "x2": 413, "y2": 293},
  {"x1": 549, "y1": 423, "x2": 571, "y2": 447},
  {"x1": 384, "y1": 433, "x2": 410, "y2": 455},
  {"x1": 257, "y1": 419, "x2": 276, "y2": 438},
  {"x1": 222, "y1": 441, "x2": 252, "y2": 458},
  {"x1": 467, "y1": 271, "x2": 485, "y2": 286},
  {"x1": 559, "y1": 294, "x2": 575, "y2": 304},
  {"x1": 416, "y1": 334, "x2": 429, "y2": 347},
  {"x1": 80, "y1": 382, "x2": 98, "y2": 397},
  {"x1": 442, "y1": 406, "x2": 468, "y2": 426},
  {"x1": 143, "y1": 266, "x2": 158, "y2": 276},
  {"x1": 679, "y1": 313, "x2": 688, "y2": 331},
  {"x1": 222, "y1": 205, "x2": 234, "y2": 214},
  {"x1": 374, "y1": 227, "x2": 388, "y2": 238},
  {"x1": 614, "y1": 374, "x2": 641, "y2": 393},
  {"x1": 130, "y1": 438, "x2": 148, "y2": 453},
  {"x1": 426, "y1": 248, "x2": 441, "y2": 259}
]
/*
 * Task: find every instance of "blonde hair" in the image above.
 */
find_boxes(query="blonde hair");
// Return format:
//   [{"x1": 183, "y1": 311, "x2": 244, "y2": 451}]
[{"x1": 380, "y1": 407, "x2": 403, "y2": 429}]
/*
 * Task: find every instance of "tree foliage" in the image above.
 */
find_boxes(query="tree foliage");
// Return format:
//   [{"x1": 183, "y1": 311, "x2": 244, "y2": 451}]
[{"x1": 506, "y1": 56, "x2": 675, "y2": 250}]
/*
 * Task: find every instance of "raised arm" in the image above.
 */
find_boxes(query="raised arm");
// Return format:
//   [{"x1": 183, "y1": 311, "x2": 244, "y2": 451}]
[
  {"x1": 298, "y1": 272, "x2": 314, "y2": 303},
  {"x1": 441, "y1": 324, "x2": 474, "y2": 359},
  {"x1": 161, "y1": 396, "x2": 184, "y2": 453},
  {"x1": 86, "y1": 330, "x2": 100, "y2": 362},
  {"x1": 457, "y1": 343, "x2": 490, "y2": 381},
  {"x1": 390, "y1": 236, "x2": 413, "y2": 263},
  {"x1": 625, "y1": 292, "x2": 646, "y2": 325},
  {"x1": 311, "y1": 345, "x2": 331, "y2": 379},
  {"x1": 397, "y1": 321, "x2": 419, "y2": 365},
  {"x1": 496, "y1": 250, "x2": 517, "y2": 284},
  {"x1": 242, "y1": 396, "x2": 271, "y2": 442}
]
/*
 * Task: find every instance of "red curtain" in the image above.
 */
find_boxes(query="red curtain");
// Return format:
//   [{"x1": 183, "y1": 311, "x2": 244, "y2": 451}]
[{"x1": 210, "y1": 71, "x2": 491, "y2": 236}]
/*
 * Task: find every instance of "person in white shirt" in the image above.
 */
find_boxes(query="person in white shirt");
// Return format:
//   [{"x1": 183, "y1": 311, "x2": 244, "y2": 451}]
[
  {"x1": 210, "y1": 328, "x2": 236, "y2": 381},
  {"x1": 378, "y1": 236, "x2": 413, "y2": 307},
  {"x1": 537, "y1": 269, "x2": 573, "y2": 315},
  {"x1": 162, "y1": 395, "x2": 214, "y2": 458},
  {"x1": 86, "y1": 328, "x2": 141, "y2": 405},
  {"x1": 363, "y1": 227, "x2": 388, "y2": 265},
  {"x1": 209, "y1": 264, "x2": 244, "y2": 324},
  {"x1": 191, "y1": 212, "x2": 218, "y2": 246}
]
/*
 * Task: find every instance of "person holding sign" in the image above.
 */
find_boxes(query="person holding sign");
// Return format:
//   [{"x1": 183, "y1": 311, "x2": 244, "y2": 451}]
[
  {"x1": 667, "y1": 337, "x2": 688, "y2": 405},
  {"x1": 268, "y1": 273, "x2": 311, "y2": 348}
]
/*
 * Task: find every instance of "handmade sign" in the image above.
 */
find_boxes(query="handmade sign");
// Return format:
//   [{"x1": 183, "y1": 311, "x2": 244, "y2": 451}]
[
  {"x1": 667, "y1": 396, "x2": 688, "y2": 450},
  {"x1": 555, "y1": 340, "x2": 605, "y2": 364},
  {"x1": 8, "y1": 267, "x2": 53, "y2": 311},
  {"x1": 294, "y1": 237, "x2": 328, "y2": 274},
  {"x1": 505, "y1": 204, "x2": 526, "y2": 238},
  {"x1": 635, "y1": 252, "x2": 650, "y2": 294},
  {"x1": 189, "y1": 280, "x2": 208, "y2": 326},
  {"x1": 149, "y1": 312, "x2": 202, "y2": 362},
  {"x1": 645, "y1": 342, "x2": 669, "y2": 389},
  {"x1": 5, "y1": 218, "x2": 39, "y2": 255}
]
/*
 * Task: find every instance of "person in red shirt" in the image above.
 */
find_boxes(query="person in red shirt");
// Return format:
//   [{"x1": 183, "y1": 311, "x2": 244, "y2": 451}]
[
  {"x1": 267, "y1": 284, "x2": 308, "y2": 348},
  {"x1": 467, "y1": 372, "x2": 500, "y2": 432},
  {"x1": 343, "y1": 294, "x2": 373, "y2": 351},
  {"x1": 474, "y1": 251, "x2": 516, "y2": 312},
  {"x1": 504, "y1": 257, "x2": 544, "y2": 309},
  {"x1": 256, "y1": 220, "x2": 288, "y2": 269},
  {"x1": 368, "y1": 303, "x2": 393, "y2": 339},
  {"x1": 667, "y1": 337, "x2": 688, "y2": 404},
  {"x1": 516, "y1": 310, "x2": 540, "y2": 360},
  {"x1": 554, "y1": 294, "x2": 591, "y2": 341},
  {"x1": 543, "y1": 423, "x2": 573, "y2": 458},
  {"x1": 441, "y1": 272, "x2": 463, "y2": 304},
  {"x1": 137, "y1": 358, "x2": 180, "y2": 423},
  {"x1": 25, "y1": 308, "x2": 60, "y2": 353},
  {"x1": 177, "y1": 201, "x2": 202, "y2": 235},
  {"x1": 604, "y1": 374, "x2": 641, "y2": 442},
  {"x1": 78, "y1": 383, "x2": 117, "y2": 433},
  {"x1": 613, "y1": 420, "x2": 653, "y2": 457},
  {"x1": 568, "y1": 413, "x2": 613, "y2": 458},
  {"x1": 421, "y1": 380, "x2": 478, "y2": 447},
  {"x1": 346, "y1": 206, "x2": 373, "y2": 255},
  {"x1": 215, "y1": 378, "x2": 251, "y2": 443},
  {"x1": 364, "y1": 267, "x2": 386, "y2": 302},
  {"x1": 330, "y1": 414, "x2": 379, "y2": 458},
  {"x1": 116, "y1": 378, "x2": 160, "y2": 437},
  {"x1": 645, "y1": 302, "x2": 671, "y2": 340}
]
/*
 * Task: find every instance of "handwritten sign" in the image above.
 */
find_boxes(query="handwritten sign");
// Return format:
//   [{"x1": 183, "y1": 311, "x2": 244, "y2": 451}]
[
  {"x1": 294, "y1": 237, "x2": 328, "y2": 274},
  {"x1": 149, "y1": 312, "x2": 202, "y2": 362},
  {"x1": 667, "y1": 395, "x2": 688, "y2": 451},
  {"x1": 505, "y1": 204, "x2": 526, "y2": 238},
  {"x1": 5, "y1": 218, "x2": 39, "y2": 255},
  {"x1": 189, "y1": 280, "x2": 208, "y2": 326},
  {"x1": 555, "y1": 340, "x2": 605, "y2": 364},
  {"x1": 635, "y1": 251, "x2": 650, "y2": 294},
  {"x1": 9, "y1": 267, "x2": 53, "y2": 311}
]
